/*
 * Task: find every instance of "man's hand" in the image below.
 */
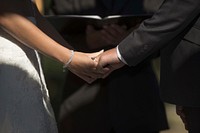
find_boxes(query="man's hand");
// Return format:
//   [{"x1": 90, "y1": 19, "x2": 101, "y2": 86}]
[
  {"x1": 96, "y1": 48, "x2": 125, "y2": 78},
  {"x1": 67, "y1": 50, "x2": 104, "y2": 84}
]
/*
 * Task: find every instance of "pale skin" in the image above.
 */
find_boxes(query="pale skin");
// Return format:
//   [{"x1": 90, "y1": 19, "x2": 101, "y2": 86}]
[
  {"x1": 0, "y1": 0, "x2": 105, "y2": 83},
  {"x1": 96, "y1": 48, "x2": 125, "y2": 78}
]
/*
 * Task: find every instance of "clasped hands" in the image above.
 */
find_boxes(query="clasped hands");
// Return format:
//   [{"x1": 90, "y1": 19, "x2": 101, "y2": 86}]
[
  {"x1": 68, "y1": 24, "x2": 129, "y2": 83},
  {"x1": 68, "y1": 48, "x2": 125, "y2": 84}
]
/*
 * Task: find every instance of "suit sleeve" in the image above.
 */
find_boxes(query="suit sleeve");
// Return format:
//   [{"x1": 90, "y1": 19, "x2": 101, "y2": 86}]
[{"x1": 118, "y1": 0, "x2": 200, "y2": 66}]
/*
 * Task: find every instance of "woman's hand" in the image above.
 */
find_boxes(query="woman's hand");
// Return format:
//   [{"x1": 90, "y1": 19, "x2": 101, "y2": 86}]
[{"x1": 67, "y1": 50, "x2": 105, "y2": 83}]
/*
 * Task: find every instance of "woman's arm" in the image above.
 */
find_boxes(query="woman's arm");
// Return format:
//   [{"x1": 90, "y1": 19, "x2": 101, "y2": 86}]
[
  {"x1": 0, "y1": 1, "x2": 103, "y2": 83},
  {"x1": 32, "y1": 2, "x2": 74, "y2": 50},
  {"x1": 0, "y1": 12, "x2": 72, "y2": 63}
]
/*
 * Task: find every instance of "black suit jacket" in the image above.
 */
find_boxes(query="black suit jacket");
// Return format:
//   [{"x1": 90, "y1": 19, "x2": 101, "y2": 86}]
[{"x1": 118, "y1": 0, "x2": 200, "y2": 107}]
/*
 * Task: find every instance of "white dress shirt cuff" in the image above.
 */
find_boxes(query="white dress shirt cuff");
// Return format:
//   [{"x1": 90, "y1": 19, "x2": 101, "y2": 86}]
[{"x1": 116, "y1": 45, "x2": 128, "y2": 65}]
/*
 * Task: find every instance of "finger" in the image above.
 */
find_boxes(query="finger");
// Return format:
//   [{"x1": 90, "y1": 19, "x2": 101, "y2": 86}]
[
  {"x1": 101, "y1": 64, "x2": 116, "y2": 78},
  {"x1": 88, "y1": 49, "x2": 104, "y2": 60},
  {"x1": 77, "y1": 74, "x2": 97, "y2": 84},
  {"x1": 102, "y1": 70, "x2": 113, "y2": 79},
  {"x1": 96, "y1": 65, "x2": 110, "y2": 77},
  {"x1": 89, "y1": 69, "x2": 108, "y2": 78}
]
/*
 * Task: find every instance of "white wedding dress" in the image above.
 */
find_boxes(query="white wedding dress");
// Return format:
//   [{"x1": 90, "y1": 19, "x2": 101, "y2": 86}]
[{"x1": 0, "y1": 16, "x2": 58, "y2": 133}]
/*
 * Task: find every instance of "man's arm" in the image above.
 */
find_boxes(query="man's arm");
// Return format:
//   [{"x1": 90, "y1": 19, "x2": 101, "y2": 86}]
[
  {"x1": 118, "y1": 0, "x2": 200, "y2": 66},
  {"x1": 97, "y1": 0, "x2": 200, "y2": 76}
]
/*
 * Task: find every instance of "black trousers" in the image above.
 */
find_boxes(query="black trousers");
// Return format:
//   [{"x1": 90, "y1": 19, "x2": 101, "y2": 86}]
[{"x1": 184, "y1": 107, "x2": 200, "y2": 133}]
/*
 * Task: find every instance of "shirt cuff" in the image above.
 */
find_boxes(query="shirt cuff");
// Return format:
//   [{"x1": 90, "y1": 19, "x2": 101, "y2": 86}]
[{"x1": 116, "y1": 45, "x2": 128, "y2": 65}]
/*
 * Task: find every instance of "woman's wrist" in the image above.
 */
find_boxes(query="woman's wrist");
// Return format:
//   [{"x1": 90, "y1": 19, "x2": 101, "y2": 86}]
[{"x1": 63, "y1": 50, "x2": 74, "y2": 71}]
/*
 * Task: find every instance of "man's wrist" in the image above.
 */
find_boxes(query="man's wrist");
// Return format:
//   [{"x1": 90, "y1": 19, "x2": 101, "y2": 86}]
[{"x1": 116, "y1": 45, "x2": 127, "y2": 65}]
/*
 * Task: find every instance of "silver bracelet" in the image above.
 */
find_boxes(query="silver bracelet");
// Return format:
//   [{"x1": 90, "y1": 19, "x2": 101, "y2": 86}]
[{"x1": 63, "y1": 50, "x2": 74, "y2": 71}]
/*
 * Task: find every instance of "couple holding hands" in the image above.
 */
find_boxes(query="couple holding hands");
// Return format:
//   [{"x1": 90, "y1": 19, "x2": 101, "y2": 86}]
[
  {"x1": 1, "y1": 0, "x2": 200, "y2": 133},
  {"x1": 66, "y1": 47, "x2": 124, "y2": 83}
]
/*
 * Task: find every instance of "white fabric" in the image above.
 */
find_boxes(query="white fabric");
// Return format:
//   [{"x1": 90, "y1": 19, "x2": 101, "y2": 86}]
[{"x1": 0, "y1": 17, "x2": 58, "y2": 133}]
